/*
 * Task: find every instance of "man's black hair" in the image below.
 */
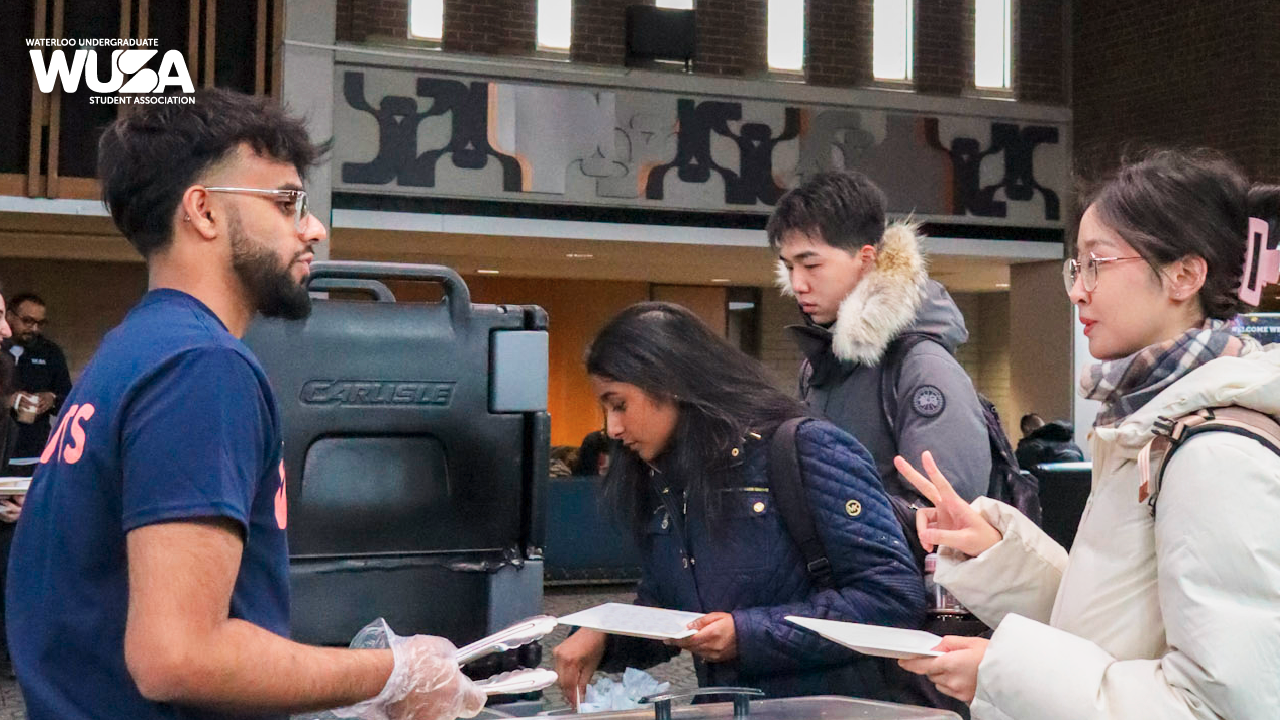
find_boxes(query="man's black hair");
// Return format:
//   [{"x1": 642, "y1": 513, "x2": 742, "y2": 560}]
[
  {"x1": 7, "y1": 293, "x2": 46, "y2": 313},
  {"x1": 766, "y1": 171, "x2": 888, "y2": 251},
  {"x1": 98, "y1": 87, "x2": 328, "y2": 258}
]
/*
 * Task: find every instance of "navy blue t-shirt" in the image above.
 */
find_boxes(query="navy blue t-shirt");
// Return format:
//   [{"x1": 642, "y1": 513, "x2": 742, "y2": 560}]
[{"x1": 6, "y1": 289, "x2": 290, "y2": 720}]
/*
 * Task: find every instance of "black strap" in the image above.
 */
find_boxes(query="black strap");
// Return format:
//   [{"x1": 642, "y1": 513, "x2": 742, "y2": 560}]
[
  {"x1": 879, "y1": 335, "x2": 931, "y2": 437},
  {"x1": 768, "y1": 417, "x2": 835, "y2": 589}
]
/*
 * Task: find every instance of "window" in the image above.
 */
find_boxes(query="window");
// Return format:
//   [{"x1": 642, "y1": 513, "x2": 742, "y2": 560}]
[
  {"x1": 974, "y1": 0, "x2": 1013, "y2": 89},
  {"x1": 872, "y1": 0, "x2": 913, "y2": 81},
  {"x1": 537, "y1": 0, "x2": 572, "y2": 51},
  {"x1": 655, "y1": 0, "x2": 694, "y2": 7},
  {"x1": 409, "y1": 0, "x2": 443, "y2": 41},
  {"x1": 767, "y1": 0, "x2": 804, "y2": 72}
]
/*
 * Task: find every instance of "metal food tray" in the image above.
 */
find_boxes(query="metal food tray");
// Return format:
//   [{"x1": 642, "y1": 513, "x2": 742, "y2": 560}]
[{"x1": 537, "y1": 690, "x2": 961, "y2": 720}]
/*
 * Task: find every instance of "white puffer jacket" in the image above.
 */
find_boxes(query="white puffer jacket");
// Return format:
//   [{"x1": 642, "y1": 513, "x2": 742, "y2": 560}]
[{"x1": 935, "y1": 345, "x2": 1280, "y2": 720}]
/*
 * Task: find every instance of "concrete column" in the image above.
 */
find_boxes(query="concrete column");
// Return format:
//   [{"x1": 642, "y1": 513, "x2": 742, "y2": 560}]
[
  {"x1": 282, "y1": 0, "x2": 336, "y2": 261},
  {"x1": 1009, "y1": 260, "x2": 1075, "y2": 449},
  {"x1": 1071, "y1": 306, "x2": 1102, "y2": 458}
]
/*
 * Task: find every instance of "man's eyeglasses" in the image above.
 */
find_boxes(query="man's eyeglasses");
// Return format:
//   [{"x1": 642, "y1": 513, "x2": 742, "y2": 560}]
[
  {"x1": 10, "y1": 315, "x2": 46, "y2": 328},
  {"x1": 204, "y1": 187, "x2": 310, "y2": 232},
  {"x1": 1062, "y1": 254, "x2": 1146, "y2": 293}
]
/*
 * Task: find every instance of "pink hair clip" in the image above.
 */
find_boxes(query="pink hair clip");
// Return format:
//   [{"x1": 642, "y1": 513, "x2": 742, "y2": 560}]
[{"x1": 1239, "y1": 217, "x2": 1278, "y2": 306}]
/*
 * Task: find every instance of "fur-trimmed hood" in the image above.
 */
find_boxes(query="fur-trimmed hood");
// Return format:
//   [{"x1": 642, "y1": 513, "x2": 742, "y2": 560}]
[{"x1": 778, "y1": 222, "x2": 968, "y2": 365}]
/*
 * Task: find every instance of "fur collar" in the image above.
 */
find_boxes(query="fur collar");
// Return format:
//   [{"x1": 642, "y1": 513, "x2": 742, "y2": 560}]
[{"x1": 776, "y1": 221, "x2": 928, "y2": 365}]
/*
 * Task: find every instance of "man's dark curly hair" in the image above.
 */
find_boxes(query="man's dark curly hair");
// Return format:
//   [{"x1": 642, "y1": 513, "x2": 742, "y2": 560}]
[{"x1": 97, "y1": 88, "x2": 328, "y2": 258}]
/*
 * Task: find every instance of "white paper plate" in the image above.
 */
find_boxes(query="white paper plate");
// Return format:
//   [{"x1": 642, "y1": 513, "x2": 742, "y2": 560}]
[
  {"x1": 558, "y1": 603, "x2": 704, "y2": 640},
  {"x1": 0, "y1": 478, "x2": 31, "y2": 495},
  {"x1": 786, "y1": 616, "x2": 945, "y2": 660}
]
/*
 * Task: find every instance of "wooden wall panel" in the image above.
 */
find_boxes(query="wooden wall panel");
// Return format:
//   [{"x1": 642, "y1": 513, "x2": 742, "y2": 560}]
[
  {"x1": 650, "y1": 285, "x2": 727, "y2": 336},
  {"x1": 386, "y1": 275, "x2": 649, "y2": 447}
]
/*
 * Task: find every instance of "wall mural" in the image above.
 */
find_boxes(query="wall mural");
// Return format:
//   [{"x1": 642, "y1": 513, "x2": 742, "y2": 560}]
[{"x1": 334, "y1": 64, "x2": 1067, "y2": 226}]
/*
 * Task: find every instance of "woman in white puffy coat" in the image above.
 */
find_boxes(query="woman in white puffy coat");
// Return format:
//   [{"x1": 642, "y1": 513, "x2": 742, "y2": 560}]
[{"x1": 894, "y1": 149, "x2": 1280, "y2": 720}]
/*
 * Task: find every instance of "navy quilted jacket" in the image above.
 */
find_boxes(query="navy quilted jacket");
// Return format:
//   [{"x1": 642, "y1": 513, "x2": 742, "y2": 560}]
[{"x1": 600, "y1": 418, "x2": 927, "y2": 699}]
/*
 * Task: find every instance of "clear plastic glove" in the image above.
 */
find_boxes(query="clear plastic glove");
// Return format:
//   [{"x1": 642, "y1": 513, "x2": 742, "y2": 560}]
[{"x1": 332, "y1": 618, "x2": 487, "y2": 720}]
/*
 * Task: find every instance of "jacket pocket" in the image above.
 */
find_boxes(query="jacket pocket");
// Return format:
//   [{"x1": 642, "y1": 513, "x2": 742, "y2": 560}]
[{"x1": 699, "y1": 488, "x2": 777, "y2": 574}]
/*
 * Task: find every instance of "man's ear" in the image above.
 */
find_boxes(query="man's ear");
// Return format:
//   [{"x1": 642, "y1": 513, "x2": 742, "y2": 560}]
[
  {"x1": 178, "y1": 186, "x2": 219, "y2": 240},
  {"x1": 859, "y1": 244, "x2": 877, "y2": 267},
  {"x1": 1163, "y1": 254, "x2": 1208, "y2": 301}
]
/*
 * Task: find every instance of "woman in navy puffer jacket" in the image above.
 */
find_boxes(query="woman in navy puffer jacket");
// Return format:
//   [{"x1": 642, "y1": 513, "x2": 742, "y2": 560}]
[{"x1": 553, "y1": 302, "x2": 927, "y2": 703}]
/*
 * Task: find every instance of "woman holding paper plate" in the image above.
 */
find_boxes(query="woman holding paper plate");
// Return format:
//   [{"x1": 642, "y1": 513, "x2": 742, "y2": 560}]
[
  {"x1": 894, "y1": 150, "x2": 1280, "y2": 719},
  {"x1": 553, "y1": 302, "x2": 928, "y2": 704}
]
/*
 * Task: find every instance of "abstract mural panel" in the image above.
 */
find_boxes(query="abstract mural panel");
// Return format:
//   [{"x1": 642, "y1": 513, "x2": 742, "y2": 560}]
[{"x1": 334, "y1": 64, "x2": 1068, "y2": 226}]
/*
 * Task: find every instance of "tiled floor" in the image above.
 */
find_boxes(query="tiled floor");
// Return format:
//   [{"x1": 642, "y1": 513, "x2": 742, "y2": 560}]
[{"x1": 0, "y1": 583, "x2": 698, "y2": 719}]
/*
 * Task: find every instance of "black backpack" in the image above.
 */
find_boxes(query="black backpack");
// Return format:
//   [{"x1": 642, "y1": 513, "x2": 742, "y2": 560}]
[
  {"x1": 880, "y1": 335, "x2": 1042, "y2": 528},
  {"x1": 767, "y1": 417, "x2": 976, "y2": 717}
]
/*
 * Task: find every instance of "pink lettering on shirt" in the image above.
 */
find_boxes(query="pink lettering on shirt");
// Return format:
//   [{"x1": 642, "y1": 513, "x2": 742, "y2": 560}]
[
  {"x1": 274, "y1": 460, "x2": 288, "y2": 530},
  {"x1": 62, "y1": 404, "x2": 96, "y2": 465},
  {"x1": 39, "y1": 405, "x2": 78, "y2": 464}
]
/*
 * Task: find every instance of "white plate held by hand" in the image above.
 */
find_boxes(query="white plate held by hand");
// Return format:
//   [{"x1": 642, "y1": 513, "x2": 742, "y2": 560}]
[
  {"x1": 0, "y1": 478, "x2": 31, "y2": 495},
  {"x1": 786, "y1": 616, "x2": 945, "y2": 660},
  {"x1": 558, "y1": 603, "x2": 704, "y2": 640}
]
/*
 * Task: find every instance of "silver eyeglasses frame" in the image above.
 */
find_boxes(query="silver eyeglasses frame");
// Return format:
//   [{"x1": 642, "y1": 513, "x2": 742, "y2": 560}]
[
  {"x1": 203, "y1": 186, "x2": 309, "y2": 231},
  {"x1": 1062, "y1": 253, "x2": 1145, "y2": 294}
]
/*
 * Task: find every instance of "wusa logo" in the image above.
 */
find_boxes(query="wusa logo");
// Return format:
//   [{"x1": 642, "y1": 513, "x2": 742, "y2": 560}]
[{"x1": 27, "y1": 38, "x2": 194, "y2": 104}]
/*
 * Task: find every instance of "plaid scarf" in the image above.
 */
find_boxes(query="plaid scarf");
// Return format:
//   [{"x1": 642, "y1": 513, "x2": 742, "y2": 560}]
[{"x1": 1081, "y1": 320, "x2": 1254, "y2": 427}]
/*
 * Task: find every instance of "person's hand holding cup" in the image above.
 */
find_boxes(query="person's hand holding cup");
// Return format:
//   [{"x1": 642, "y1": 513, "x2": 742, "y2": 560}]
[{"x1": 13, "y1": 392, "x2": 40, "y2": 424}]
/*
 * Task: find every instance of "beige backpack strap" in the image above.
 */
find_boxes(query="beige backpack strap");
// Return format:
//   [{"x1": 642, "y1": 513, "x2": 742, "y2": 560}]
[{"x1": 1139, "y1": 406, "x2": 1280, "y2": 512}]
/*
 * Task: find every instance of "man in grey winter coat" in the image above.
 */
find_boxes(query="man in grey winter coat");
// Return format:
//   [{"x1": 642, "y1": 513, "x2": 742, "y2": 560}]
[{"x1": 769, "y1": 171, "x2": 990, "y2": 505}]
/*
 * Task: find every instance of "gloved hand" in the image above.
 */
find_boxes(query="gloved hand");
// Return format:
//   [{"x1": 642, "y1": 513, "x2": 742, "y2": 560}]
[{"x1": 332, "y1": 619, "x2": 488, "y2": 720}]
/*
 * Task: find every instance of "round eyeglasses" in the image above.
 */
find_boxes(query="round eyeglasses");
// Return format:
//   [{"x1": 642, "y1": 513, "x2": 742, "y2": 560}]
[
  {"x1": 1062, "y1": 254, "x2": 1145, "y2": 294},
  {"x1": 204, "y1": 186, "x2": 310, "y2": 232}
]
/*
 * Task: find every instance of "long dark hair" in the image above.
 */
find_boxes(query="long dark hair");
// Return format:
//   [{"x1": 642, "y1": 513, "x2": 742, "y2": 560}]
[
  {"x1": 585, "y1": 302, "x2": 807, "y2": 535},
  {"x1": 1084, "y1": 148, "x2": 1280, "y2": 320}
]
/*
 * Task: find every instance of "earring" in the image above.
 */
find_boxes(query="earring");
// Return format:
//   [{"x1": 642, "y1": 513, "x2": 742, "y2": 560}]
[{"x1": 183, "y1": 214, "x2": 190, "y2": 222}]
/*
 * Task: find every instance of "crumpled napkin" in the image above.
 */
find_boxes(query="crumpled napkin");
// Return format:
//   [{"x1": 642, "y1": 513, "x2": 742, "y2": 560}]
[{"x1": 578, "y1": 668, "x2": 670, "y2": 713}]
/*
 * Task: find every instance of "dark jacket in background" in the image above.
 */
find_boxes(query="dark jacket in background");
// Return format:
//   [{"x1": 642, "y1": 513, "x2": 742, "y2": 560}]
[
  {"x1": 782, "y1": 224, "x2": 991, "y2": 505},
  {"x1": 3, "y1": 335, "x2": 72, "y2": 462},
  {"x1": 601, "y1": 419, "x2": 927, "y2": 700},
  {"x1": 1015, "y1": 420, "x2": 1084, "y2": 470}
]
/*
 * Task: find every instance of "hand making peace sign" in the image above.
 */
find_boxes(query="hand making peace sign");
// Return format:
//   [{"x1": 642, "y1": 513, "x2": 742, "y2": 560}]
[{"x1": 893, "y1": 451, "x2": 1002, "y2": 558}]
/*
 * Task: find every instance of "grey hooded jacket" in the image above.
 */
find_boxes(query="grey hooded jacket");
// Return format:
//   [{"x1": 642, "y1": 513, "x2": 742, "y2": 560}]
[{"x1": 779, "y1": 223, "x2": 991, "y2": 504}]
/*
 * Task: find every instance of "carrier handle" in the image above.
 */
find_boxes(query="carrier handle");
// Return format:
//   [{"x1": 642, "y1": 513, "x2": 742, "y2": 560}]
[
  {"x1": 641, "y1": 688, "x2": 764, "y2": 720},
  {"x1": 307, "y1": 278, "x2": 397, "y2": 303},
  {"x1": 308, "y1": 261, "x2": 472, "y2": 324}
]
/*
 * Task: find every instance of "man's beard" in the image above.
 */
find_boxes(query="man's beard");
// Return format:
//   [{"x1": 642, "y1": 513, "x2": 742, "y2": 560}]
[{"x1": 229, "y1": 213, "x2": 312, "y2": 320}]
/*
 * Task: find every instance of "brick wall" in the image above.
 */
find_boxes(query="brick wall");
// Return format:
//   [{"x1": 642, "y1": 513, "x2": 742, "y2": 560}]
[
  {"x1": 334, "y1": 0, "x2": 1067, "y2": 104},
  {"x1": 444, "y1": 0, "x2": 536, "y2": 55},
  {"x1": 694, "y1": 0, "x2": 767, "y2": 76},
  {"x1": 914, "y1": 0, "x2": 970, "y2": 95},
  {"x1": 337, "y1": 0, "x2": 409, "y2": 43},
  {"x1": 1074, "y1": 0, "x2": 1280, "y2": 182},
  {"x1": 571, "y1": 0, "x2": 648, "y2": 65},
  {"x1": 338, "y1": 0, "x2": 536, "y2": 54},
  {"x1": 759, "y1": 285, "x2": 805, "y2": 394},
  {"x1": 1017, "y1": 0, "x2": 1066, "y2": 104},
  {"x1": 952, "y1": 291, "x2": 1014, "y2": 440},
  {"x1": 806, "y1": 0, "x2": 870, "y2": 87}
]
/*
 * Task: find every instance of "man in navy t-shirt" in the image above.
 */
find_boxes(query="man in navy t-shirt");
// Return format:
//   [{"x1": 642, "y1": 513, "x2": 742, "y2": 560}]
[{"x1": 6, "y1": 89, "x2": 487, "y2": 720}]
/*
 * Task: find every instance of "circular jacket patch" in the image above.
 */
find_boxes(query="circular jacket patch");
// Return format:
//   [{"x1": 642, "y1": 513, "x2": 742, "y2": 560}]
[{"x1": 911, "y1": 385, "x2": 946, "y2": 418}]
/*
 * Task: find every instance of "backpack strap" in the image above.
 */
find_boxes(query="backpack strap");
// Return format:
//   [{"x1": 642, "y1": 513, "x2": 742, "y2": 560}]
[
  {"x1": 1137, "y1": 406, "x2": 1280, "y2": 513},
  {"x1": 767, "y1": 417, "x2": 835, "y2": 589},
  {"x1": 879, "y1": 335, "x2": 932, "y2": 437}
]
